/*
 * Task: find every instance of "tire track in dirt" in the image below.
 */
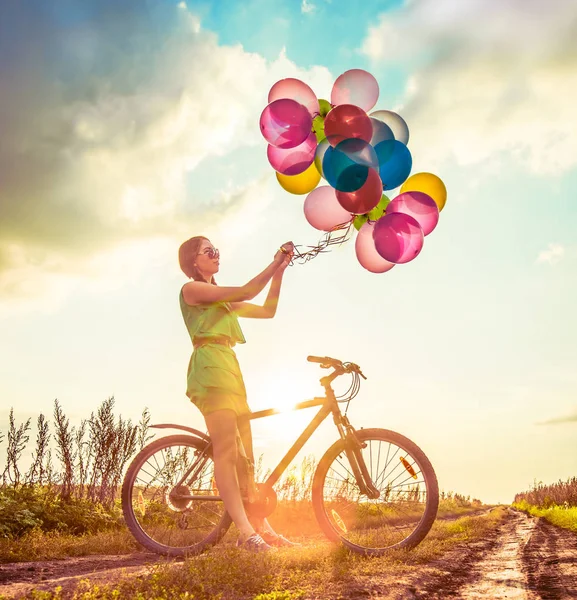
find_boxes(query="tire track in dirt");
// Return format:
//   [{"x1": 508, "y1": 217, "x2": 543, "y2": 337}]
[
  {"x1": 522, "y1": 515, "x2": 577, "y2": 599},
  {"x1": 457, "y1": 509, "x2": 538, "y2": 599},
  {"x1": 413, "y1": 508, "x2": 577, "y2": 599}
]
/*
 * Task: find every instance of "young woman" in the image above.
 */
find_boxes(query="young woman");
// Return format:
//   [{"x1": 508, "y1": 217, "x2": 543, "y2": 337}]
[{"x1": 178, "y1": 236, "x2": 296, "y2": 551}]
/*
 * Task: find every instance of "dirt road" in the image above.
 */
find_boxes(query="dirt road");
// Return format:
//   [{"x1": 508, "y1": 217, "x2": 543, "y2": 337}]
[
  {"x1": 1, "y1": 509, "x2": 575, "y2": 599},
  {"x1": 413, "y1": 509, "x2": 577, "y2": 599}
]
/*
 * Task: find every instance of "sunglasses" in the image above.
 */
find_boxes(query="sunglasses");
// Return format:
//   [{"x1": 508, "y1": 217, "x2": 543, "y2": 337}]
[{"x1": 201, "y1": 247, "x2": 220, "y2": 260}]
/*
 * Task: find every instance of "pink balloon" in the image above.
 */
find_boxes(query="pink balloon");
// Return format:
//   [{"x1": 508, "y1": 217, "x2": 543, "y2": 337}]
[
  {"x1": 331, "y1": 69, "x2": 380, "y2": 113},
  {"x1": 324, "y1": 104, "x2": 373, "y2": 147},
  {"x1": 304, "y1": 186, "x2": 353, "y2": 231},
  {"x1": 356, "y1": 222, "x2": 395, "y2": 273},
  {"x1": 268, "y1": 78, "x2": 319, "y2": 116},
  {"x1": 336, "y1": 167, "x2": 383, "y2": 215},
  {"x1": 386, "y1": 191, "x2": 439, "y2": 236},
  {"x1": 267, "y1": 132, "x2": 317, "y2": 175},
  {"x1": 373, "y1": 212, "x2": 424, "y2": 264},
  {"x1": 260, "y1": 99, "x2": 313, "y2": 149}
]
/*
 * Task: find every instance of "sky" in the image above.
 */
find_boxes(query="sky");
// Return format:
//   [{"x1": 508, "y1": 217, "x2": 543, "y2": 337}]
[{"x1": 0, "y1": 0, "x2": 576, "y2": 504}]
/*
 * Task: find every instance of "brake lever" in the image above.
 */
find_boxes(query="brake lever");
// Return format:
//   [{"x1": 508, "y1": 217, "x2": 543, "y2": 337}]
[{"x1": 350, "y1": 363, "x2": 367, "y2": 379}]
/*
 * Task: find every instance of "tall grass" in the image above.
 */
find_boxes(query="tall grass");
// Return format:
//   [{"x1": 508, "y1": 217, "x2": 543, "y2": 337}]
[
  {"x1": 0, "y1": 398, "x2": 153, "y2": 542},
  {"x1": 513, "y1": 477, "x2": 577, "y2": 533},
  {"x1": 1, "y1": 398, "x2": 152, "y2": 505},
  {"x1": 514, "y1": 477, "x2": 577, "y2": 508}
]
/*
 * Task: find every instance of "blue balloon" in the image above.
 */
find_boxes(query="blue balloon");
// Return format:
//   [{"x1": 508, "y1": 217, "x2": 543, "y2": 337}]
[
  {"x1": 323, "y1": 138, "x2": 378, "y2": 193},
  {"x1": 374, "y1": 140, "x2": 412, "y2": 190}
]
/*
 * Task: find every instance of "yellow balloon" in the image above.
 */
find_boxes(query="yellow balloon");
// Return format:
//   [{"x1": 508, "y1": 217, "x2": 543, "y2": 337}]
[
  {"x1": 276, "y1": 162, "x2": 321, "y2": 195},
  {"x1": 400, "y1": 172, "x2": 447, "y2": 212}
]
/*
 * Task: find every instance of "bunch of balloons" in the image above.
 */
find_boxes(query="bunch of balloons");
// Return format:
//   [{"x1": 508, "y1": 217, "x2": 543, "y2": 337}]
[{"x1": 259, "y1": 70, "x2": 447, "y2": 273}]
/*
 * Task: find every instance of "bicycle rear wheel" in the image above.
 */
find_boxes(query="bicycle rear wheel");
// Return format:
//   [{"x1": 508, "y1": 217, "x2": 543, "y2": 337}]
[
  {"x1": 121, "y1": 434, "x2": 232, "y2": 556},
  {"x1": 312, "y1": 428, "x2": 439, "y2": 555}
]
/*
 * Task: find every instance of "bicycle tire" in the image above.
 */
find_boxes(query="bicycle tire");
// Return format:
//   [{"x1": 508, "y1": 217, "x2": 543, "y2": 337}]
[
  {"x1": 121, "y1": 434, "x2": 232, "y2": 556},
  {"x1": 312, "y1": 428, "x2": 439, "y2": 555}
]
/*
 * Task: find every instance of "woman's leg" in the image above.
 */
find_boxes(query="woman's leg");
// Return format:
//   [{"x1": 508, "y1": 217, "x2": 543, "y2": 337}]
[
  {"x1": 236, "y1": 415, "x2": 258, "y2": 501},
  {"x1": 204, "y1": 409, "x2": 255, "y2": 540},
  {"x1": 236, "y1": 416, "x2": 279, "y2": 536}
]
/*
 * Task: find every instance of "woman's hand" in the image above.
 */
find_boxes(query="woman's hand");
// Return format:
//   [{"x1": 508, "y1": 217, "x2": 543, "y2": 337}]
[{"x1": 274, "y1": 241, "x2": 295, "y2": 263}]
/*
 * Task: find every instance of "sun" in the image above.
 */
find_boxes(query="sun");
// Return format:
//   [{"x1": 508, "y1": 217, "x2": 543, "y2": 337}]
[{"x1": 248, "y1": 370, "x2": 320, "y2": 441}]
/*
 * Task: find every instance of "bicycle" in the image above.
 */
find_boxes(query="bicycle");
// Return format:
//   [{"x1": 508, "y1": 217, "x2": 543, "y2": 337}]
[{"x1": 121, "y1": 355, "x2": 439, "y2": 556}]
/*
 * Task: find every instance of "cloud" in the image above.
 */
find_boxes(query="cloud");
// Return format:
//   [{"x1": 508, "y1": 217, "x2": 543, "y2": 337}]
[
  {"x1": 0, "y1": 175, "x2": 276, "y2": 319},
  {"x1": 360, "y1": 0, "x2": 577, "y2": 174},
  {"x1": 538, "y1": 410, "x2": 577, "y2": 425},
  {"x1": 0, "y1": 1, "x2": 332, "y2": 309},
  {"x1": 536, "y1": 243, "x2": 565, "y2": 266},
  {"x1": 301, "y1": 0, "x2": 316, "y2": 14}
]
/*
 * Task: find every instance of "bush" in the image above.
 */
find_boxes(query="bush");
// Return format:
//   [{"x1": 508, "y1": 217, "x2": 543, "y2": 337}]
[{"x1": 0, "y1": 486, "x2": 123, "y2": 539}]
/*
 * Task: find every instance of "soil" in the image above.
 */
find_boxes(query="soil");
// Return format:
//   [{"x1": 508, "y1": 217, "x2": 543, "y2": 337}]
[
  {"x1": 408, "y1": 508, "x2": 577, "y2": 600},
  {"x1": 0, "y1": 508, "x2": 575, "y2": 599}
]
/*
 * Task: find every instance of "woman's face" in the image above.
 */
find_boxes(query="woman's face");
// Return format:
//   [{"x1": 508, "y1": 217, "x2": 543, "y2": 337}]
[{"x1": 197, "y1": 239, "x2": 220, "y2": 277}]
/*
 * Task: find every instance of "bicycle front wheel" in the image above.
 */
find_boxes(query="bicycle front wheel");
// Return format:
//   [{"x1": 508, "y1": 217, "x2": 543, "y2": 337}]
[
  {"x1": 121, "y1": 434, "x2": 232, "y2": 556},
  {"x1": 312, "y1": 428, "x2": 439, "y2": 555}
]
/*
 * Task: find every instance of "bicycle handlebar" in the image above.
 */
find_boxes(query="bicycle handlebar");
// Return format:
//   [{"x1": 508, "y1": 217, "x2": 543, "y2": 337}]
[
  {"x1": 307, "y1": 355, "x2": 367, "y2": 379},
  {"x1": 307, "y1": 355, "x2": 342, "y2": 367}
]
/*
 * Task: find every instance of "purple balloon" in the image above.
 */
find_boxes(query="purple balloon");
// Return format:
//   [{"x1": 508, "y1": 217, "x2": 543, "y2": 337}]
[
  {"x1": 267, "y1": 131, "x2": 317, "y2": 175},
  {"x1": 369, "y1": 118, "x2": 394, "y2": 146},
  {"x1": 260, "y1": 99, "x2": 313, "y2": 149},
  {"x1": 386, "y1": 191, "x2": 439, "y2": 236},
  {"x1": 355, "y1": 222, "x2": 395, "y2": 273},
  {"x1": 373, "y1": 212, "x2": 424, "y2": 264}
]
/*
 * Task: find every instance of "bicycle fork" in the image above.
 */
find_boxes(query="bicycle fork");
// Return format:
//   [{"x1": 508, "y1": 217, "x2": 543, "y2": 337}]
[{"x1": 335, "y1": 415, "x2": 380, "y2": 500}]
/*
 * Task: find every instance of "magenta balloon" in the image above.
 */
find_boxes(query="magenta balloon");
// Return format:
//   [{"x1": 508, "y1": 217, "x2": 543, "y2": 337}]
[
  {"x1": 267, "y1": 132, "x2": 317, "y2": 175},
  {"x1": 386, "y1": 191, "x2": 439, "y2": 236},
  {"x1": 373, "y1": 212, "x2": 424, "y2": 264},
  {"x1": 260, "y1": 99, "x2": 313, "y2": 149},
  {"x1": 355, "y1": 222, "x2": 395, "y2": 273},
  {"x1": 304, "y1": 186, "x2": 353, "y2": 231},
  {"x1": 268, "y1": 78, "x2": 319, "y2": 116},
  {"x1": 331, "y1": 69, "x2": 380, "y2": 113},
  {"x1": 336, "y1": 167, "x2": 383, "y2": 215}
]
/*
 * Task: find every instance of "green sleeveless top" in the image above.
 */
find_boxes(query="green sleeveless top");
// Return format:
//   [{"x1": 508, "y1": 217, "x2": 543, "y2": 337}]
[{"x1": 179, "y1": 288, "x2": 246, "y2": 346}]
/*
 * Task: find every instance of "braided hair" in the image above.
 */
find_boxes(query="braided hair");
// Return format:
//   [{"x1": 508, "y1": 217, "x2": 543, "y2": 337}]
[{"x1": 178, "y1": 236, "x2": 217, "y2": 284}]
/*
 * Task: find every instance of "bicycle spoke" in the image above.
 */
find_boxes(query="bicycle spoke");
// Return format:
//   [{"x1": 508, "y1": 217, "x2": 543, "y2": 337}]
[
  {"x1": 317, "y1": 431, "x2": 437, "y2": 553},
  {"x1": 126, "y1": 437, "x2": 228, "y2": 553}
]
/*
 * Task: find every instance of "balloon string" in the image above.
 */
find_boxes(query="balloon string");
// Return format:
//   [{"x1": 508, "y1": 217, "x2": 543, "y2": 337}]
[{"x1": 290, "y1": 220, "x2": 354, "y2": 265}]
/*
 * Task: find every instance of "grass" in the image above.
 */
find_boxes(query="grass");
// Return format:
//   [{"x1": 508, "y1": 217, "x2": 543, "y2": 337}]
[
  {"x1": 0, "y1": 529, "x2": 139, "y2": 564},
  {"x1": 8, "y1": 508, "x2": 507, "y2": 600},
  {"x1": 0, "y1": 497, "x2": 487, "y2": 564},
  {"x1": 512, "y1": 499, "x2": 577, "y2": 533}
]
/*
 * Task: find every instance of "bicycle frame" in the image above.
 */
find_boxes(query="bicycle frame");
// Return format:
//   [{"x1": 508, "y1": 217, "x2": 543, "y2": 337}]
[{"x1": 167, "y1": 365, "x2": 380, "y2": 502}]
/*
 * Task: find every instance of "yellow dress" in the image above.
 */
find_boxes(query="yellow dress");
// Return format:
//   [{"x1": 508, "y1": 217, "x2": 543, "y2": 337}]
[{"x1": 179, "y1": 289, "x2": 249, "y2": 416}]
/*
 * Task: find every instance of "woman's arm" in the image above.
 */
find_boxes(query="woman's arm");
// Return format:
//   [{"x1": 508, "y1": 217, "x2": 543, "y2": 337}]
[
  {"x1": 230, "y1": 256, "x2": 289, "y2": 318},
  {"x1": 182, "y1": 243, "x2": 293, "y2": 306}
]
